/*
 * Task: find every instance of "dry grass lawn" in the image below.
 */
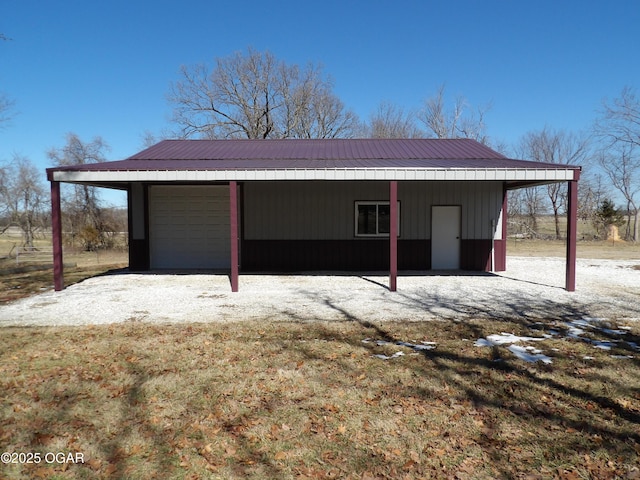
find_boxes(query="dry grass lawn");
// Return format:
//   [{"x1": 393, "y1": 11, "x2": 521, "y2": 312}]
[
  {"x1": 1, "y1": 319, "x2": 639, "y2": 480},
  {"x1": 1, "y1": 238, "x2": 640, "y2": 478},
  {"x1": 508, "y1": 239, "x2": 640, "y2": 260}
]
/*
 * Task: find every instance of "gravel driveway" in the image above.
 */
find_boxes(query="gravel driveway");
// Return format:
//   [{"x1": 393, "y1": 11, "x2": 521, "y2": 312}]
[{"x1": 1, "y1": 257, "x2": 639, "y2": 327}]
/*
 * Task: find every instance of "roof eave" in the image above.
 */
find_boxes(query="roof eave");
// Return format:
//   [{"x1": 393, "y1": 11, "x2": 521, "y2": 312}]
[{"x1": 50, "y1": 167, "x2": 580, "y2": 184}]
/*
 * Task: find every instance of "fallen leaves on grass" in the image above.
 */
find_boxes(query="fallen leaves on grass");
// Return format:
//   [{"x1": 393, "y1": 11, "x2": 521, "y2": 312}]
[{"x1": 1, "y1": 319, "x2": 639, "y2": 479}]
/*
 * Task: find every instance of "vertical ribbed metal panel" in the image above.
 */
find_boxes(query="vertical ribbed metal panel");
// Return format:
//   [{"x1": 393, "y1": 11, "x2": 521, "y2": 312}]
[{"x1": 243, "y1": 180, "x2": 504, "y2": 241}]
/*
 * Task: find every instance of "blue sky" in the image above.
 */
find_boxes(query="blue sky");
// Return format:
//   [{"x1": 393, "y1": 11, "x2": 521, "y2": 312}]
[{"x1": 1, "y1": 0, "x2": 639, "y2": 206}]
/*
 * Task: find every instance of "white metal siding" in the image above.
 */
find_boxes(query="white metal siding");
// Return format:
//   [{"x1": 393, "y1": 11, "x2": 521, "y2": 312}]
[
  {"x1": 401, "y1": 182, "x2": 503, "y2": 239},
  {"x1": 149, "y1": 186, "x2": 230, "y2": 269},
  {"x1": 52, "y1": 168, "x2": 578, "y2": 183}
]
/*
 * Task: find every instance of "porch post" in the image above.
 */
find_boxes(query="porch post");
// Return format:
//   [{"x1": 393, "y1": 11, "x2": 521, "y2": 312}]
[
  {"x1": 230, "y1": 181, "x2": 239, "y2": 292},
  {"x1": 389, "y1": 180, "x2": 398, "y2": 292},
  {"x1": 565, "y1": 178, "x2": 578, "y2": 292},
  {"x1": 498, "y1": 185, "x2": 508, "y2": 271},
  {"x1": 50, "y1": 180, "x2": 64, "y2": 291}
]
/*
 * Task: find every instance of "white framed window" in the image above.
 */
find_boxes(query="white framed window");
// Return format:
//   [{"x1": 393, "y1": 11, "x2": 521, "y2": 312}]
[{"x1": 354, "y1": 201, "x2": 400, "y2": 237}]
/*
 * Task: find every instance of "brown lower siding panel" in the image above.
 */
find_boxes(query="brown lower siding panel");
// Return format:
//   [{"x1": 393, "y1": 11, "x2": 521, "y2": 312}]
[
  {"x1": 493, "y1": 239, "x2": 506, "y2": 271},
  {"x1": 460, "y1": 239, "x2": 493, "y2": 271},
  {"x1": 129, "y1": 238, "x2": 495, "y2": 272},
  {"x1": 129, "y1": 239, "x2": 149, "y2": 270},
  {"x1": 241, "y1": 240, "x2": 430, "y2": 272}
]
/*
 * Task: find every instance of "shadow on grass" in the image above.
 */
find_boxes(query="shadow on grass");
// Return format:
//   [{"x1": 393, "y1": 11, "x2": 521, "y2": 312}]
[
  {"x1": 4, "y1": 268, "x2": 638, "y2": 478},
  {"x1": 285, "y1": 288, "x2": 640, "y2": 478}
]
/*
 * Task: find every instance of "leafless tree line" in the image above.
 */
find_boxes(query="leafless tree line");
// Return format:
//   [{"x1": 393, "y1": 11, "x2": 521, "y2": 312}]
[
  {"x1": 168, "y1": 49, "x2": 638, "y2": 241},
  {"x1": 1, "y1": 48, "x2": 638, "y2": 249},
  {"x1": 168, "y1": 48, "x2": 359, "y2": 140},
  {"x1": 508, "y1": 88, "x2": 640, "y2": 242},
  {"x1": 1, "y1": 134, "x2": 127, "y2": 251},
  {"x1": 0, "y1": 156, "x2": 45, "y2": 247},
  {"x1": 0, "y1": 34, "x2": 15, "y2": 129},
  {"x1": 169, "y1": 52, "x2": 493, "y2": 145}
]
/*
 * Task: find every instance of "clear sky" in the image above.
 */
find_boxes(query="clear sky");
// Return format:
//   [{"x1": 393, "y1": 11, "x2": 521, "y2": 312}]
[{"x1": 1, "y1": 0, "x2": 639, "y2": 206}]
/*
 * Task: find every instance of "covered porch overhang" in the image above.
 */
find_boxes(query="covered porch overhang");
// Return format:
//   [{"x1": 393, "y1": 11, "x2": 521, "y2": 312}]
[{"x1": 46, "y1": 166, "x2": 581, "y2": 293}]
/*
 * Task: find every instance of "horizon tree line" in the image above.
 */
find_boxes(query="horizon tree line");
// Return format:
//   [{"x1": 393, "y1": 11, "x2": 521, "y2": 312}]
[{"x1": 0, "y1": 48, "x2": 638, "y2": 248}]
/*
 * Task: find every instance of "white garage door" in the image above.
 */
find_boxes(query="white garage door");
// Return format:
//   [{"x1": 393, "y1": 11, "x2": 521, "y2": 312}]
[{"x1": 149, "y1": 186, "x2": 230, "y2": 269}]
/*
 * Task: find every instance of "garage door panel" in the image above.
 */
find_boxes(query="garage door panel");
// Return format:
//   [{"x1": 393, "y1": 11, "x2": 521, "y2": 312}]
[{"x1": 149, "y1": 186, "x2": 230, "y2": 269}]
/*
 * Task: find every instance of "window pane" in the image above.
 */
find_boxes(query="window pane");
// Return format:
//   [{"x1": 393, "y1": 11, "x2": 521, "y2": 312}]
[
  {"x1": 378, "y1": 204, "x2": 390, "y2": 234},
  {"x1": 357, "y1": 204, "x2": 377, "y2": 235}
]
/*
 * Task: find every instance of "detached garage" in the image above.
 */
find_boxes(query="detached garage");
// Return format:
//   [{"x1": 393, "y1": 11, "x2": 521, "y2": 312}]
[{"x1": 46, "y1": 138, "x2": 581, "y2": 292}]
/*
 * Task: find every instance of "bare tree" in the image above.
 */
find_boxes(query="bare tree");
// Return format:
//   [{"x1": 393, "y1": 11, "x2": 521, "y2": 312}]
[
  {"x1": 596, "y1": 86, "x2": 640, "y2": 149},
  {"x1": 598, "y1": 144, "x2": 639, "y2": 241},
  {"x1": 47, "y1": 133, "x2": 112, "y2": 250},
  {"x1": 0, "y1": 93, "x2": 15, "y2": 128},
  {"x1": 0, "y1": 155, "x2": 46, "y2": 247},
  {"x1": 0, "y1": 34, "x2": 15, "y2": 128},
  {"x1": 139, "y1": 129, "x2": 175, "y2": 149},
  {"x1": 418, "y1": 84, "x2": 492, "y2": 144},
  {"x1": 168, "y1": 48, "x2": 359, "y2": 139},
  {"x1": 365, "y1": 101, "x2": 422, "y2": 138},
  {"x1": 506, "y1": 187, "x2": 547, "y2": 238},
  {"x1": 518, "y1": 127, "x2": 590, "y2": 238},
  {"x1": 594, "y1": 87, "x2": 640, "y2": 241},
  {"x1": 578, "y1": 174, "x2": 606, "y2": 235},
  {"x1": 279, "y1": 65, "x2": 359, "y2": 139}
]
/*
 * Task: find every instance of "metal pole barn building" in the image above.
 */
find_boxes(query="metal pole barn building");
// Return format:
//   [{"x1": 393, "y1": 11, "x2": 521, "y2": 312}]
[{"x1": 46, "y1": 139, "x2": 581, "y2": 293}]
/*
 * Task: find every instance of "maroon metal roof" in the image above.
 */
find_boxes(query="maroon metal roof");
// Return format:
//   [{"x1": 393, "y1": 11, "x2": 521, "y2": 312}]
[
  {"x1": 131, "y1": 138, "x2": 506, "y2": 160},
  {"x1": 48, "y1": 138, "x2": 581, "y2": 172}
]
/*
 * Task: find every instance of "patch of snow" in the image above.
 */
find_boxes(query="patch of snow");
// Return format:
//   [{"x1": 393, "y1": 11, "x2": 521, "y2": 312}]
[
  {"x1": 507, "y1": 345, "x2": 553, "y2": 364},
  {"x1": 567, "y1": 318, "x2": 628, "y2": 336},
  {"x1": 602, "y1": 328, "x2": 628, "y2": 336},
  {"x1": 475, "y1": 335, "x2": 553, "y2": 363},
  {"x1": 562, "y1": 319, "x2": 638, "y2": 352},
  {"x1": 610, "y1": 355, "x2": 634, "y2": 359},
  {"x1": 396, "y1": 341, "x2": 437, "y2": 351},
  {"x1": 365, "y1": 338, "x2": 437, "y2": 358},
  {"x1": 476, "y1": 332, "x2": 549, "y2": 347},
  {"x1": 592, "y1": 341, "x2": 617, "y2": 350},
  {"x1": 373, "y1": 352, "x2": 405, "y2": 360},
  {"x1": 566, "y1": 322, "x2": 587, "y2": 339}
]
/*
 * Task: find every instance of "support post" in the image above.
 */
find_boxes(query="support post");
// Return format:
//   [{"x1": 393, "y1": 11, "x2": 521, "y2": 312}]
[
  {"x1": 566, "y1": 179, "x2": 578, "y2": 291},
  {"x1": 50, "y1": 180, "x2": 64, "y2": 291},
  {"x1": 389, "y1": 180, "x2": 398, "y2": 292},
  {"x1": 229, "y1": 181, "x2": 239, "y2": 292},
  {"x1": 498, "y1": 185, "x2": 508, "y2": 271}
]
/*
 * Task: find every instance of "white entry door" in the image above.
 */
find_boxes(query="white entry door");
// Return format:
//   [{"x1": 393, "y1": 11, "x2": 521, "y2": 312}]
[
  {"x1": 431, "y1": 206, "x2": 461, "y2": 270},
  {"x1": 149, "y1": 186, "x2": 230, "y2": 269}
]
